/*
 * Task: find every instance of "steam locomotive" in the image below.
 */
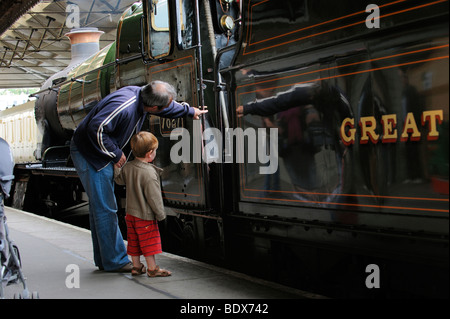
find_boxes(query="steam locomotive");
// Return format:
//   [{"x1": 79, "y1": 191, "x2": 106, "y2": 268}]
[{"x1": 2, "y1": 0, "x2": 448, "y2": 298}]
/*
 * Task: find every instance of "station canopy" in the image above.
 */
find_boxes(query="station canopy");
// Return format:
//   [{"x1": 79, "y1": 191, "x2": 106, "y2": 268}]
[{"x1": 0, "y1": 0, "x2": 138, "y2": 89}]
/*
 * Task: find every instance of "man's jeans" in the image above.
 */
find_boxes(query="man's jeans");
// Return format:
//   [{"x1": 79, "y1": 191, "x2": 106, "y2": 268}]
[{"x1": 70, "y1": 140, "x2": 129, "y2": 271}]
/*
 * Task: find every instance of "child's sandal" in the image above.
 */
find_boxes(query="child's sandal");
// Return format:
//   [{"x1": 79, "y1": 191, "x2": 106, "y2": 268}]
[
  {"x1": 131, "y1": 263, "x2": 146, "y2": 276},
  {"x1": 147, "y1": 265, "x2": 171, "y2": 277}
]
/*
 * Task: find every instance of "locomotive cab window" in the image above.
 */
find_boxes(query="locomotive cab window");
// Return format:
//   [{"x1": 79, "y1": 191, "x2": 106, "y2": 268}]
[{"x1": 149, "y1": 0, "x2": 171, "y2": 58}]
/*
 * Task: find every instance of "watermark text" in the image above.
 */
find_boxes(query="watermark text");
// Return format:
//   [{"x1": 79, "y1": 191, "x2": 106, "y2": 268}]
[
  {"x1": 365, "y1": 264, "x2": 380, "y2": 289},
  {"x1": 170, "y1": 121, "x2": 279, "y2": 175},
  {"x1": 65, "y1": 264, "x2": 80, "y2": 289},
  {"x1": 366, "y1": 4, "x2": 380, "y2": 29},
  {"x1": 66, "y1": 3, "x2": 80, "y2": 29}
]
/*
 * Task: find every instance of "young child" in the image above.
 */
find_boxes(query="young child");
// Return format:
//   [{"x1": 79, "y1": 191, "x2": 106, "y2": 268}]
[{"x1": 114, "y1": 131, "x2": 172, "y2": 277}]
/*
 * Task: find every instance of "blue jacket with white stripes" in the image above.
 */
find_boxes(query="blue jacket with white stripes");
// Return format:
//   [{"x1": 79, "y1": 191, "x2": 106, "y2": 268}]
[{"x1": 72, "y1": 86, "x2": 194, "y2": 171}]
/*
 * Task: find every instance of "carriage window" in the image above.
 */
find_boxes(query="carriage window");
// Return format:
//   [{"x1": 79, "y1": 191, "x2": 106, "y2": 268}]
[{"x1": 150, "y1": 0, "x2": 170, "y2": 57}]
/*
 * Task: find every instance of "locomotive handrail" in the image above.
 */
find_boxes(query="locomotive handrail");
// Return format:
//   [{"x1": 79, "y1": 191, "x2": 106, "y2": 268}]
[
  {"x1": 214, "y1": 44, "x2": 237, "y2": 81},
  {"x1": 214, "y1": 43, "x2": 237, "y2": 128},
  {"x1": 194, "y1": 0, "x2": 205, "y2": 110},
  {"x1": 71, "y1": 77, "x2": 94, "y2": 84},
  {"x1": 139, "y1": 15, "x2": 152, "y2": 65},
  {"x1": 28, "y1": 53, "x2": 142, "y2": 98}
]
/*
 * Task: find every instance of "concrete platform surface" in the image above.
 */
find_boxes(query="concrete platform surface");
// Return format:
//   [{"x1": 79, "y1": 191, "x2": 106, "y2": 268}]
[{"x1": 2, "y1": 206, "x2": 324, "y2": 301}]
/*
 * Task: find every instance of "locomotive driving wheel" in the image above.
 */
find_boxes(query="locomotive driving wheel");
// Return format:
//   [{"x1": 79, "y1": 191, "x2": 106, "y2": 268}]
[{"x1": 162, "y1": 215, "x2": 197, "y2": 257}]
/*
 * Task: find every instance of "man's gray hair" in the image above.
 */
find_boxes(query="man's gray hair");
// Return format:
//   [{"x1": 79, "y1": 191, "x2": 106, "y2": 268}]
[{"x1": 141, "y1": 80, "x2": 177, "y2": 110}]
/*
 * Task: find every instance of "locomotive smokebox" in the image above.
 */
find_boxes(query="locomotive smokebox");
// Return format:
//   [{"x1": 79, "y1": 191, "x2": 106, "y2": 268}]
[{"x1": 34, "y1": 28, "x2": 103, "y2": 160}]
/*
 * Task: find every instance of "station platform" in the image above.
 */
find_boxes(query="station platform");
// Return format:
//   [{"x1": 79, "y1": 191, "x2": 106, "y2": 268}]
[{"x1": 2, "y1": 206, "x2": 325, "y2": 302}]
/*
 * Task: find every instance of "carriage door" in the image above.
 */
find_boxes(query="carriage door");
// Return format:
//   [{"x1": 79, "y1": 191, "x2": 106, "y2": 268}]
[{"x1": 142, "y1": 0, "x2": 208, "y2": 210}]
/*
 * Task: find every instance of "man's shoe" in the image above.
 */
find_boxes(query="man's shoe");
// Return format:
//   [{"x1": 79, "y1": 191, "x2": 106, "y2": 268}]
[{"x1": 109, "y1": 262, "x2": 133, "y2": 272}]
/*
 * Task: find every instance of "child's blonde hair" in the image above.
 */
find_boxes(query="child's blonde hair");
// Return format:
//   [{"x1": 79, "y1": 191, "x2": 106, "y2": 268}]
[{"x1": 130, "y1": 131, "x2": 159, "y2": 158}]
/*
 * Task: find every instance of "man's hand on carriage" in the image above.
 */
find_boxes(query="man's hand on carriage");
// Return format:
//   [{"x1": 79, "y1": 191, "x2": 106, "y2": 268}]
[{"x1": 193, "y1": 106, "x2": 208, "y2": 119}]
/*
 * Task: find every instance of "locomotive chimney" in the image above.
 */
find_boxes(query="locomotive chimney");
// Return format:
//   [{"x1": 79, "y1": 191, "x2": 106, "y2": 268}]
[{"x1": 65, "y1": 27, "x2": 104, "y2": 66}]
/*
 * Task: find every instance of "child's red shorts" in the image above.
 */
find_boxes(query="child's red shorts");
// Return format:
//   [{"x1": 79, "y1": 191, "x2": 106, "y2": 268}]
[{"x1": 125, "y1": 214, "x2": 162, "y2": 257}]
